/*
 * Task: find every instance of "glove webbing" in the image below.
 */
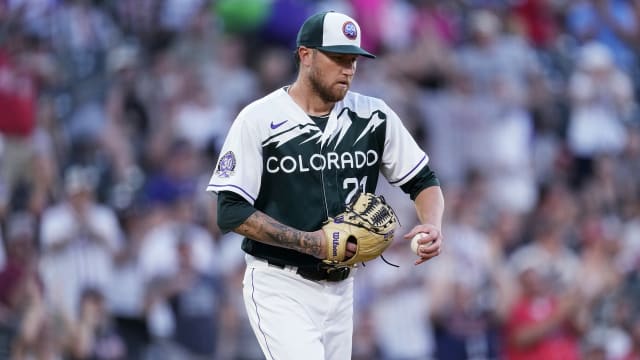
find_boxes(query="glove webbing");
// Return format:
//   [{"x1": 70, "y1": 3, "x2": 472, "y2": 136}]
[
  {"x1": 339, "y1": 214, "x2": 391, "y2": 234},
  {"x1": 360, "y1": 196, "x2": 389, "y2": 223},
  {"x1": 350, "y1": 195, "x2": 400, "y2": 227}
]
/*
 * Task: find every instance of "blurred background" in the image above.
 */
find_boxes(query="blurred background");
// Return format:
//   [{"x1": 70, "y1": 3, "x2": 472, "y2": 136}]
[{"x1": 1, "y1": 0, "x2": 640, "y2": 359}]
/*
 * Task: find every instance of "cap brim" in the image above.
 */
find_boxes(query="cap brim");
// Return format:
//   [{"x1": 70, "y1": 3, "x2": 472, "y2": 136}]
[{"x1": 316, "y1": 45, "x2": 376, "y2": 58}]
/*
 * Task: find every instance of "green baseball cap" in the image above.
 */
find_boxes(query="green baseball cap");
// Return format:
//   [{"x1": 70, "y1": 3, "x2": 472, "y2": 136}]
[{"x1": 296, "y1": 11, "x2": 376, "y2": 59}]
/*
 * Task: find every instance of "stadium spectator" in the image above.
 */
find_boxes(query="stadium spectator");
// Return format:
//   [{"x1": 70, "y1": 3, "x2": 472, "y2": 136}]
[
  {"x1": 143, "y1": 237, "x2": 223, "y2": 360},
  {"x1": 39, "y1": 166, "x2": 124, "y2": 318},
  {"x1": 566, "y1": 41, "x2": 636, "y2": 187},
  {"x1": 68, "y1": 287, "x2": 127, "y2": 360},
  {"x1": 502, "y1": 261, "x2": 589, "y2": 360}
]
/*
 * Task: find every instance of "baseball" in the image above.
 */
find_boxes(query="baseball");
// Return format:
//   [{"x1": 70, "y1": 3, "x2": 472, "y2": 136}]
[{"x1": 411, "y1": 232, "x2": 428, "y2": 255}]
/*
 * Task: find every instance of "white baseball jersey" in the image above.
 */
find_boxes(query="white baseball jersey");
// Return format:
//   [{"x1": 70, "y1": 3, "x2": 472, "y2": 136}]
[
  {"x1": 207, "y1": 87, "x2": 430, "y2": 360},
  {"x1": 207, "y1": 87, "x2": 429, "y2": 234}
]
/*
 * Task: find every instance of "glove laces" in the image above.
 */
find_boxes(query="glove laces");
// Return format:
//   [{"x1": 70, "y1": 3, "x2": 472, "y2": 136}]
[{"x1": 361, "y1": 255, "x2": 399, "y2": 268}]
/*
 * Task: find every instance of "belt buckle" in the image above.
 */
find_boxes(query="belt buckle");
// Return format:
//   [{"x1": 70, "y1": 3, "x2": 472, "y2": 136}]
[{"x1": 325, "y1": 267, "x2": 350, "y2": 282}]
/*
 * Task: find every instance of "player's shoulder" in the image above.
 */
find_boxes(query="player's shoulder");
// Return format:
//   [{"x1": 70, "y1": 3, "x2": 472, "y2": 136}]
[
  {"x1": 341, "y1": 90, "x2": 390, "y2": 113},
  {"x1": 237, "y1": 88, "x2": 289, "y2": 121}
]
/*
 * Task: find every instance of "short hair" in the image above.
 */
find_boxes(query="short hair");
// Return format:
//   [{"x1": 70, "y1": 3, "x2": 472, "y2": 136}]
[
  {"x1": 293, "y1": 47, "x2": 319, "y2": 69},
  {"x1": 293, "y1": 49, "x2": 300, "y2": 68}
]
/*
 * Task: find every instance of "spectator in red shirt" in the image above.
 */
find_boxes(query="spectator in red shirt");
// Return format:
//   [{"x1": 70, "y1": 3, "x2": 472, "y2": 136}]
[
  {"x1": 503, "y1": 262, "x2": 589, "y2": 360},
  {"x1": 510, "y1": 0, "x2": 560, "y2": 49},
  {"x1": 0, "y1": 48, "x2": 36, "y2": 137}
]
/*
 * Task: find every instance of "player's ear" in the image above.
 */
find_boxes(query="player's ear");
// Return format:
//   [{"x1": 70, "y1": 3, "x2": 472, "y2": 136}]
[{"x1": 297, "y1": 46, "x2": 314, "y2": 67}]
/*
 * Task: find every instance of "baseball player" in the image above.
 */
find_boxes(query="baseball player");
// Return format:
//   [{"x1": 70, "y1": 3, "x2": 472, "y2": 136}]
[{"x1": 207, "y1": 10, "x2": 444, "y2": 360}]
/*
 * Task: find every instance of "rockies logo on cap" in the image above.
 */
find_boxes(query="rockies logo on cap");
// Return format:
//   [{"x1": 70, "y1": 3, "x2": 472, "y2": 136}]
[{"x1": 342, "y1": 21, "x2": 357, "y2": 40}]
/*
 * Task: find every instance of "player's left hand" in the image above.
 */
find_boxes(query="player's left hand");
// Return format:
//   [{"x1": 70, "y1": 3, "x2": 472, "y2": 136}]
[{"x1": 404, "y1": 223, "x2": 442, "y2": 265}]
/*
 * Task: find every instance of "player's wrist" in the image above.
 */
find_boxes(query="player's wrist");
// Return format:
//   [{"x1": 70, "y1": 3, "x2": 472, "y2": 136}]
[{"x1": 301, "y1": 230, "x2": 326, "y2": 259}]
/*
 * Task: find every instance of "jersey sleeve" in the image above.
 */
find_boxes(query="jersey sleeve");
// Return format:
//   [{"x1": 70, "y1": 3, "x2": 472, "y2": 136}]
[
  {"x1": 206, "y1": 110, "x2": 263, "y2": 205},
  {"x1": 379, "y1": 102, "x2": 429, "y2": 186}
]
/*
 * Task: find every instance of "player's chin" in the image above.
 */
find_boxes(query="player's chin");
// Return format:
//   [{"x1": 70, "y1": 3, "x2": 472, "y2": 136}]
[{"x1": 332, "y1": 85, "x2": 349, "y2": 100}]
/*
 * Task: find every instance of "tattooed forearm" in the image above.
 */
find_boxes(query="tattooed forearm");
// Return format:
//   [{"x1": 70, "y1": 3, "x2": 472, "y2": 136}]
[
  {"x1": 298, "y1": 231, "x2": 323, "y2": 258},
  {"x1": 234, "y1": 211, "x2": 325, "y2": 259}
]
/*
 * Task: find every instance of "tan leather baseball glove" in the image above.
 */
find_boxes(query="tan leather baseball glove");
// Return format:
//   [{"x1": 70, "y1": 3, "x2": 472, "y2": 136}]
[{"x1": 322, "y1": 192, "x2": 399, "y2": 267}]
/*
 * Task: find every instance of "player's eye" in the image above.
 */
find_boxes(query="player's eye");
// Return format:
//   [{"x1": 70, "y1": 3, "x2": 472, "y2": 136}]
[{"x1": 330, "y1": 54, "x2": 357, "y2": 67}]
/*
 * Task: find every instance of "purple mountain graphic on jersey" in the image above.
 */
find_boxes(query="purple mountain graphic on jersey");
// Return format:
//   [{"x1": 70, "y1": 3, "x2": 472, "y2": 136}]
[{"x1": 270, "y1": 120, "x2": 288, "y2": 129}]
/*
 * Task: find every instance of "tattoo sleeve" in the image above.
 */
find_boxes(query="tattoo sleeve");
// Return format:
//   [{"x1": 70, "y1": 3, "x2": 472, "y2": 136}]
[{"x1": 234, "y1": 211, "x2": 325, "y2": 259}]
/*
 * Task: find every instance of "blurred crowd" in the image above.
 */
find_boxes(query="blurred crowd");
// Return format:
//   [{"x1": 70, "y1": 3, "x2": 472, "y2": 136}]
[{"x1": 1, "y1": 0, "x2": 640, "y2": 359}]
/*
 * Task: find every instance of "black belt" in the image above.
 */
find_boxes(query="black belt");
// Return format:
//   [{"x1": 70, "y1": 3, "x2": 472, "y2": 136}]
[{"x1": 265, "y1": 258, "x2": 350, "y2": 282}]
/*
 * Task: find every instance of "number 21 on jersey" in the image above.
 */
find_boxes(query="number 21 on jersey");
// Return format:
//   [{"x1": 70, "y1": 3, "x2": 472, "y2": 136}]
[{"x1": 343, "y1": 176, "x2": 368, "y2": 204}]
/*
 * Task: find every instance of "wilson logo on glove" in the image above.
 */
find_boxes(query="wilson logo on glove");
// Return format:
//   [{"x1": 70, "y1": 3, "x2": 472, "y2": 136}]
[
  {"x1": 322, "y1": 192, "x2": 399, "y2": 267},
  {"x1": 332, "y1": 232, "x2": 340, "y2": 256}
]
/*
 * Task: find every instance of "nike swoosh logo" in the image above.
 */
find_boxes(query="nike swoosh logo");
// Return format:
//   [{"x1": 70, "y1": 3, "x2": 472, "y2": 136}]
[{"x1": 270, "y1": 120, "x2": 288, "y2": 129}]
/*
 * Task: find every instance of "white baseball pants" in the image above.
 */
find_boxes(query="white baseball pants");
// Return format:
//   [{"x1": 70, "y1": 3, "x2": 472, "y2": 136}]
[{"x1": 243, "y1": 255, "x2": 355, "y2": 360}]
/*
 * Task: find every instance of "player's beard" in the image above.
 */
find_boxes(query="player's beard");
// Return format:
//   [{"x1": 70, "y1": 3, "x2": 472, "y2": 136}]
[{"x1": 308, "y1": 66, "x2": 349, "y2": 103}]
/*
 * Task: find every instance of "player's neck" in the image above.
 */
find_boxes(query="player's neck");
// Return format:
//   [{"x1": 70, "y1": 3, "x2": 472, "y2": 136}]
[{"x1": 287, "y1": 81, "x2": 334, "y2": 117}]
